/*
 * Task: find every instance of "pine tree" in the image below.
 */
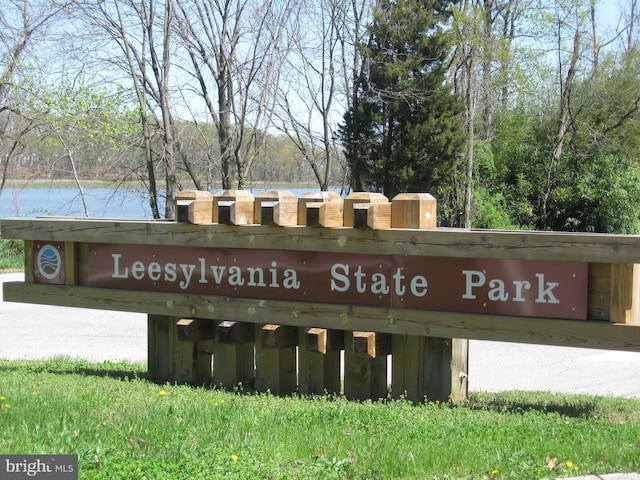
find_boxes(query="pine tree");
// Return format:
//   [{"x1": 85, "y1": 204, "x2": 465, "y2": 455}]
[{"x1": 340, "y1": 0, "x2": 465, "y2": 199}]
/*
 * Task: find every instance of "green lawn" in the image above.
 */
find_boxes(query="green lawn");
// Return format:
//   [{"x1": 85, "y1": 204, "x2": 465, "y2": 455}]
[{"x1": 1, "y1": 357, "x2": 638, "y2": 479}]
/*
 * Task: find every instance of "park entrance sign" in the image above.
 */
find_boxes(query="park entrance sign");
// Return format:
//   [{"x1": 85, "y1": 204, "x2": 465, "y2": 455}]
[
  {"x1": 3, "y1": 190, "x2": 640, "y2": 403},
  {"x1": 83, "y1": 244, "x2": 587, "y2": 319}
]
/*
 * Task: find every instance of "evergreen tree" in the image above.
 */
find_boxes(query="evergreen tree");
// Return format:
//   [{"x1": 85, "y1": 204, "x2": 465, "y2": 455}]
[{"x1": 340, "y1": 0, "x2": 465, "y2": 199}]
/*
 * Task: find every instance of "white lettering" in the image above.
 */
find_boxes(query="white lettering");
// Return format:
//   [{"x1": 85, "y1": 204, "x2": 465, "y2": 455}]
[
  {"x1": 247, "y1": 267, "x2": 266, "y2": 287},
  {"x1": 331, "y1": 263, "x2": 350, "y2": 292},
  {"x1": 535, "y1": 273, "x2": 560, "y2": 304},
  {"x1": 269, "y1": 261, "x2": 279, "y2": 287},
  {"x1": 131, "y1": 261, "x2": 145, "y2": 280},
  {"x1": 210, "y1": 265, "x2": 225, "y2": 284},
  {"x1": 148, "y1": 261, "x2": 161, "y2": 282},
  {"x1": 393, "y1": 268, "x2": 406, "y2": 296},
  {"x1": 199, "y1": 258, "x2": 208, "y2": 283},
  {"x1": 165, "y1": 263, "x2": 177, "y2": 282},
  {"x1": 283, "y1": 269, "x2": 300, "y2": 289},
  {"x1": 371, "y1": 273, "x2": 390, "y2": 295},
  {"x1": 112, "y1": 254, "x2": 129, "y2": 278},
  {"x1": 178, "y1": 264, "x2": 196, "y2": 289},
  {"x1": 488, "y1": 279, "x2": 508, "y2": 301},
  {"x1": 462, "y1": 270, "x2": 485, "y2": 299},
  {"x1": 228, "y1": 266, "x2": 244, "y2": 286},
  {"x1": 410, "y1": 275, "x2": 428, "y2": 297},
  {"x1": 355, "y1": 265, "x2": 367, "y2": 293},
  {"x1": 512, "y1": 280, "x2": 531, "y2": 302}
]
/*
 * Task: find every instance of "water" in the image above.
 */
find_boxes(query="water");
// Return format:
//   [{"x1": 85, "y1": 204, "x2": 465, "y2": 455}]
[
  {"x1": 0, "y1": 186, "x2": 341, "y2": 220},
  {"x1": 0, "y1": 188, "x2": 160, "y2": 219}
]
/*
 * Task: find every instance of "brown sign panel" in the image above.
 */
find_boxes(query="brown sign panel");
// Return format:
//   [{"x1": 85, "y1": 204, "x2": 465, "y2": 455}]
[{"x1": 88, "y1": 243, "x2": 587, "y2": 320}]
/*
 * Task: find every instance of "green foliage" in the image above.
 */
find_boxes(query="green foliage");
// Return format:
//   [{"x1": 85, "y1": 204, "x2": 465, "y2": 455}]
[
  {"x1": 340, "y1": 0, "x2": 465, "y2": 199},
  {"x1": 1, "y1": 358, "x2": 639, "y2": 479},
  {"x1": 0, "y1": 235, "x2": 23, "y2": 271}
]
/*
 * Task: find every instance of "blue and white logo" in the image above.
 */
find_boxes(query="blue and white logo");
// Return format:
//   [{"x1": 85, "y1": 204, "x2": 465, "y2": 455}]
[{"x1": 37, "y1": 244, "x2": 62, "y2": 280}]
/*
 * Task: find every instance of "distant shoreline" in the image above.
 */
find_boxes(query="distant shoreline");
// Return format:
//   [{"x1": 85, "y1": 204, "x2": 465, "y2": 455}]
[{"x1": 1, "y1": 179, "x2": 324, "y2": 191}]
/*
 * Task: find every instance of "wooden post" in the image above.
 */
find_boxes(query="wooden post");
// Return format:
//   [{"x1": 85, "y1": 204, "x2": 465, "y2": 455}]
[
  {"x1": 212, "y1": 321, "x2": 255, "y2": 389},
  {"x1": 344, "y1": 331, "x2": 389, "y2": 400},
  {"x1": 344, "y1": 192, "x2": 388, "y2": 227},
  {"x1": 148, "y1": 314, "x2": 205, "y2": 384},
  {"x1": 298, "y1": 328, "x2": 343, "y2": 396},
  {"x1": 305, "y1": 202, "x2": 344, "y2": 228},
  {"x1": 389, "y1": 192, "x2": 469, "y2": 404},
  {"x1": 254, "y1": 190, "x2": 298, "y2": 226},
  {"x1": 254, "y1": 324, "x2": 298, "y2": 395},
  {"x1": 353, "y1": 203, "x2": 392, "y2": 230},
  {"x1": 176, "y1": 318, "x2": 215, "y2": 385},
  {"x1": 610, "y1": 264, "x2": 640, "y2": 324},
  {"x1": 216, "y1": 190, "x2": 255, "y2": 225},
  {"x1": 297, "y1": 191, "x2": 342, "y2": 225},
  {"x1": 175, "y1": 190, "x2": 213, "y2": 224}
]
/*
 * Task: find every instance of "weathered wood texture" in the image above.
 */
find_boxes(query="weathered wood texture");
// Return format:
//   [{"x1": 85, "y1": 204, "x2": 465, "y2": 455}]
[
  {"x1": 6, "y1": 218, "x2": 640, "y2": 263},
  {"x1": 6, "y1": 282, "x2": 640, "y2": 351}
]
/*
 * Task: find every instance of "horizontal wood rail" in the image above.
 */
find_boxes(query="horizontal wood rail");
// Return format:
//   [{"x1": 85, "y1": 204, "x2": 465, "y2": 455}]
[{"x1": 3, "y1": 217, "x2": 640, "y2": 263}]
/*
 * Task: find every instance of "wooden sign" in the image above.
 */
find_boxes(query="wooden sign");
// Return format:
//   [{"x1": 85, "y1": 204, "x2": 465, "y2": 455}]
[{"x1": 85, "y1": 243, "x2": 587, "y2": 320}]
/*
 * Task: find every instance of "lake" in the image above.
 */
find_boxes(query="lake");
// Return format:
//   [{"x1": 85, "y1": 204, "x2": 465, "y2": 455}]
[
  {"x1": 0, "y1": 186, "x2": 339, "y2": 220},
  {"x1": 0, "y1": 188, "x2": 161, "y2": 219}
]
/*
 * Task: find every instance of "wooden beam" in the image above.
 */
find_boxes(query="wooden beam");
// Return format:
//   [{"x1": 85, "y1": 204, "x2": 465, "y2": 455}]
[
  {"x1": 305, "y1": 328, "x2": 344, "y2": 354},
  {"x1": 610, "y1": 264, "x2": 640, "y2": 324},
  {"x1": 352, "y1": 331, "x2": 392, "y2": 358},
  {"x1": 6, "y1": 282, "x2": 640, "y2": 351},
  {"x1": 217, "y1": 321, "x2": 255, "y2": 344},
  {"x1": 296, "y1": 191, "x2": 342, "y2": 225},
  {"x1": 305, "y1": 202, "x2": 344, "y2": 228},
  {"x1": 188, "y1": 199, "x2": 215, "y2": 225},
  {"x1": 176, "y1": 318, "x2": 216, "y2": 342},
  {"x1": 175, "y1": 190, "x2": 213, "y2": 223},
  {"x1": 344, "y1": 192, "x2": 388, "y2": 227},
  {"x1": 255, "y1": 324, "x2": 297, "y2": 395},
  {"x1": 261, "y1": 324, "x2": 298, "y2": 348},
  {"x1": 353, "y1": 203, "x2": 392, "y2": 230},
  {"x1": 298, "y1": 329, "x2": 341, "y2": 395},
  {"x1": 7, "y1": 218, "x2": 640, "y2": 263},
  {"x1": 391, "y1": 192, "x2": 437, "y2": 229},
  {"x1": 253, "y1": 190, "x2": 298, "y2": 225}
]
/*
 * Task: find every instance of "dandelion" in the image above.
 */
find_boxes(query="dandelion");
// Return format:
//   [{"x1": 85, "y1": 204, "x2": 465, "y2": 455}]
[
  {"x1": 32, "y1": 391, "x2": 38, "y2": 396},
  {"x1": 491, "y1": 469, "x2": 499, "y2": 476},
  {"x1": 565, "y1": 461, "x2": 573, "y2": 468},
  {"x1": 212, "y1": 402, "x2": 219, "y2": 407},
  {"x1": 159, "y1": 389, "x2": 166, "y2": 396},
  {"x1": 4, "y1": 404, "x2": 10, "y2": 409},
  {"x1": 231, "y1": 454, "x2": 239, "y2": 462},
  {"x1": 0, "y1": 396, "x2": 5, "y2": 401}
]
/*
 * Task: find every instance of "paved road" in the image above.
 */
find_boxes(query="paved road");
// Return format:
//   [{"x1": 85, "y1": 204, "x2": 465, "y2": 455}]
[{"x1": 2, "y1": 272, "x2": 640, "y2": 398}]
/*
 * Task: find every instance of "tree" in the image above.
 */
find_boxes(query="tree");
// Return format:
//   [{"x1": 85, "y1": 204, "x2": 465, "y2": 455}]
[
  {"x1": 340, "y1": 0, "x2": 466, "y2": 201},
  {"x1": 273, "y1": 0, "x2": 372, "y2": 191},
  {"x1": 75, "y1": 0, "x2": 178, "y2": 219},
  {"x1": 174, "y1": 0, "x2": 296, "y2": 190},
  {"x1": 38, "y1": 82, "x2": 139, "y2": 216},
  {"x1": 0, "y1": 0, "x2": 71, "y2": 193}
]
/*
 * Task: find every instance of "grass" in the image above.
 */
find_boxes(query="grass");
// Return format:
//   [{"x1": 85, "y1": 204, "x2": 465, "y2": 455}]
[
  {"x1": 0, "y1": 358, "x2": 639, "y2": 479},
  {"x1": 0, "y1": 236, "x2": 24, "y2": 271}
]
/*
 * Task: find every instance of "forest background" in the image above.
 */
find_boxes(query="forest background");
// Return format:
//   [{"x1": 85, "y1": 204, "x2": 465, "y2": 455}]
[{"x1": 2, "y1": 0, "x2": 640, "y2": 233}]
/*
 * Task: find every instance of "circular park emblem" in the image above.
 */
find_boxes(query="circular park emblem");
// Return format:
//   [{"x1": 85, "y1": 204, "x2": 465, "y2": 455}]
[{"x1": 36, "y1": 244, "x2": 62, "y2": 280}]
